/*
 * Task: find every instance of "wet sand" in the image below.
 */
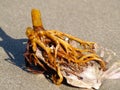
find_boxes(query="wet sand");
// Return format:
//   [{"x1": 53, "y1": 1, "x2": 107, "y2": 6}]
[{"x1": 0, "y1": 0, "x2": 120, "y2": 90}]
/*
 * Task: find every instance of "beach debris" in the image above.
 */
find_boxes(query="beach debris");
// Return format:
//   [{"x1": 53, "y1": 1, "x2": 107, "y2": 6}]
[{"x1": 24, "y1": 9, "x2": 120, "y2": 90}]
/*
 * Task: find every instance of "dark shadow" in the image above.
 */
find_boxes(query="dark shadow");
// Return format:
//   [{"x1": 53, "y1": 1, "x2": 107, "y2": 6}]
[
  {"x1": 0, "y1": 28, "x2": 93, "y2": 89},
  {"x1": 0, "y1": 27, "x2": 27, "y2": 68}
]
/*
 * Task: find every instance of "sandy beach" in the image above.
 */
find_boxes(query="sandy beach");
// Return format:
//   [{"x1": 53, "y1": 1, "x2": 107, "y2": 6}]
[{"x1": 0, "y1": 0, "x2": 120, "y2": 90}]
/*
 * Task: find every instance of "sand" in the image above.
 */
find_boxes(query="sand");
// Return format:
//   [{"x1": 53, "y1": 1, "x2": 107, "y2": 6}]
[{"x1": 0, "y1": 0, "x2": 120, "y2": 90}]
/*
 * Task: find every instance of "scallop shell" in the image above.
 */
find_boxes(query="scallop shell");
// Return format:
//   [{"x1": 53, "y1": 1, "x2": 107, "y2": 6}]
[{"x1": 61, "y1": 44, "x2": 120, "y2": 89}]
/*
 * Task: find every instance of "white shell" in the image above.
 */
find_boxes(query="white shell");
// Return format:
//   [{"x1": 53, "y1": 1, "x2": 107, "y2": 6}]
[
  {"x1": 62, "y1": 44, "x2": 120, "y2": 89},
  {"x1": 36, "y1": 44, "x2": 120, "y2": 90}
]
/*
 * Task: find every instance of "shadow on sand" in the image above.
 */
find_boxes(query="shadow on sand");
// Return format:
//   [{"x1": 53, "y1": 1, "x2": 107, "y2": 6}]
[{"x1": 0, "y1": 27, "x2": 27, "y2": 68}]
